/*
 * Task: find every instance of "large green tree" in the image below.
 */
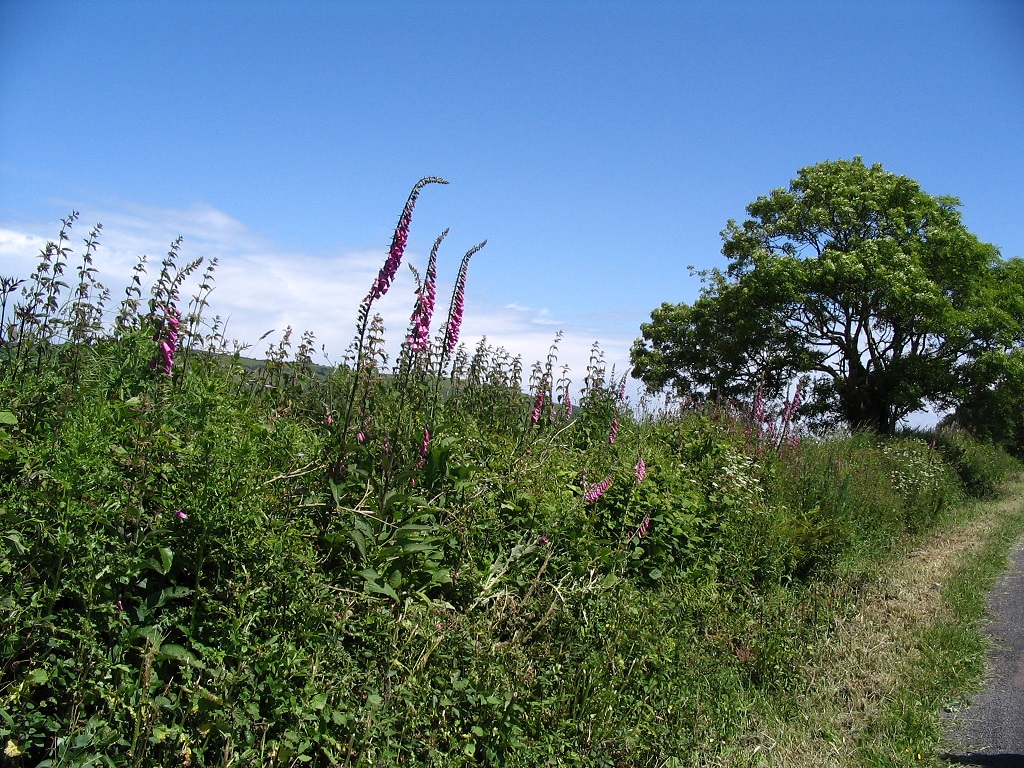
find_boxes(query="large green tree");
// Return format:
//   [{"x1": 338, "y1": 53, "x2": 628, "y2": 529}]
[{"x1": 631, "y1": 157, "x2": 1024, "y2": 433}]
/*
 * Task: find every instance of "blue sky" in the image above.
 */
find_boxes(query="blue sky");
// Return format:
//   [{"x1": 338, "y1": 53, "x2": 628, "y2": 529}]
[{"x1": 2, "y1": 0, "x2": 1022, "y2": 399}]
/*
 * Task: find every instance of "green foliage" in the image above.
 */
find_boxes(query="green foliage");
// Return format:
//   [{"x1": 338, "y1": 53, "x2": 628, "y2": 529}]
[
  {"x1": 631, "y1": 157, "x2": 1024, "y2": 434},
  {"x1": 952, "y1": 344, "x2": 1024, "y2": 458},
  {"x1": 2, "y1": 197, "x2": 1019, "y2": 767}
]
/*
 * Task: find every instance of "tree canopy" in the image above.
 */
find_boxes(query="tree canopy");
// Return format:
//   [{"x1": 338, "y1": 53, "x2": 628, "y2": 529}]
[{"x1": 631, "y1": 157, "x2": 1024, "y2": 433}]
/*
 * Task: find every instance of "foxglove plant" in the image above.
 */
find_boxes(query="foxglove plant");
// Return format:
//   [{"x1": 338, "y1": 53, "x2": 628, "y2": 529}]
[
  {"x1": 584, "y1": 476, "x2": 613, "y2": 504},
  {"x1": 627, "y1": 515, "x2": 651, "y2": 541},
  {"x1": 440, "y1": 240, "x2": 486, "y2": 360},
  {"x1": 405, "y1": 229, "x2": 447, "y2": 354},
  {"x1": 340, "y1": 178, "x2": 447, "y2": 452},
  {"x1": 367, "y1": 177, "x2": 447, "y2": 304},
  {"x1": 151, "y1": 305, "x2": 181, "y2": 376},
  {"x1": 416, "y1": 427, "x2": 431, "y2": 471}
]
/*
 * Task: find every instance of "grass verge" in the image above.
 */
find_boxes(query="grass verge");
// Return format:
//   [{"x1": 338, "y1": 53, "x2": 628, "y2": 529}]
[{"x1": 718, "y1": 473, "x2": 1024, "y2": 767}]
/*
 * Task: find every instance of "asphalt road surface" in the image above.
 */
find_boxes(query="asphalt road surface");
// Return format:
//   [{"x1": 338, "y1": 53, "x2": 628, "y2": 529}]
[{"x1": 943, "y1": 533, "x2": 1024, "y2": 767}]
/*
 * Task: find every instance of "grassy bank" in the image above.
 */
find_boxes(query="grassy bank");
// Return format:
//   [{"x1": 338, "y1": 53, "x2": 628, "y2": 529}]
[
  {"x1": 2, "y1": 211, "x2": 1020, "y2": 767},
  {"x1": 715, "y1": 474, "x2": 1024, "y2": 767}
]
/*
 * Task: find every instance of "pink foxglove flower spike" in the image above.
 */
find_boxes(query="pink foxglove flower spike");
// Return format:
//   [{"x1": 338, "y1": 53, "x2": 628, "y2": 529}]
[
  {"x1": 406, "y1": 229, "x2": 447, "y2": 353},
  {"x1": 441, "y1": 240, "x2": 487, "y2": 356},
  {"x1": 584, "y1": 476, "x2": 612, "y2": 504},
  {"x1": 367, "y1": 177, "x2": 447, "y2": 304}
]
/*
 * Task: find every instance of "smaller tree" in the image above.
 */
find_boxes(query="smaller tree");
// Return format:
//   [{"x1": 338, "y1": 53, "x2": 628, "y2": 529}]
[{"x1": 631, "y1": 157, "x2": 1024, "y2": 433}]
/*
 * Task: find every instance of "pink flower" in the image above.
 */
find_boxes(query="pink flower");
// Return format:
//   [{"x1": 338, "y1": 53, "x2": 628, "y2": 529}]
[
  {"x1": 563, "y1": 394, "x2": 573, "y2": 419},
  {"x1": 420, "y1": 428, "x2": 431, "y2": 458},
  {"x1": 753, "y1": 389, "x2": 766, "y2": 424},
  {"x1": 629, "y1": 515, "x2": 651, "y2": 540},
  {"x1": 617, "y1": 373, "x2": 627, "y2": 401},
  {"x1": 357, "y1": 432, "x2": 366, "y2": 443},
  {"x1": 325, "y1": 413, "x2": 333, "y2": 426},
  {"x1": 151, "y1": 305, "x2": 181, "y2": 376},
  {"x1": 406, "y1": 229, "x2": 446, "y2": 352},
  {"x1": 608, "y1": 417, "x2": 619, "y2": 445},
  {"x1": 442, "y1": 241, "x2": 486, "y2": 356},
  {"x1": 531, "y1": 391, "x2": 544, "y2": 424},
  {"x1": 584, "y1": 476, "x2": 612, "y2": 504},
  {"x1": 176, "y1": 510, "x2": 188, "y2": 520},
  {"x1": 634, "y1": 458, "x2": 646, "y2": 483},
  {"x1": 367, "y1": 177, "x2": 447, "y2": 303}
]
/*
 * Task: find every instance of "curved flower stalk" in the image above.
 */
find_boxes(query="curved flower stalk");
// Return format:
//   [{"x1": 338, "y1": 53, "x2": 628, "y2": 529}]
[
  {"x1": 340, "y1": 178, "x2": 447, "y2": 457},
  {"x1": 405, "y1": 229, "x2": 448, "y2": 354},
  {"x1": 439, "y1": 240, "x2": 487, "y2": 360},
  {"x1": 367, "y1": 177, "x2": 447, "y2": 304}
]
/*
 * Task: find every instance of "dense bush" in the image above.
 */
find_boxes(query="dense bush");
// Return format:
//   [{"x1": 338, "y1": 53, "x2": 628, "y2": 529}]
[{"x1": 1, "y1": 196, "x2": 1018, "y2": 766}]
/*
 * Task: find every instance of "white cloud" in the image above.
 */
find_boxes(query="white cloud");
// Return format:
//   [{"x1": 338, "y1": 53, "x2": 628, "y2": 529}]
[
  {"x1": 0, "y1": 229, "x2": 49, "y2": 263},
  {"x1": 1, "y1": 200, "x2": 636, "y2": 397}
]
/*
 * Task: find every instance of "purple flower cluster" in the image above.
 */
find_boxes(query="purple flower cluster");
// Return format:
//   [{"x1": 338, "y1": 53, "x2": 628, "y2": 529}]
[
  {"x1": 367, "y1": 177, "x2": 447, "y2": 304},
  {"x1": 782, "y1": 379, "x2": 803, "y2": 425},
  {"x1": 531, "y1": 391, "x2": 544, "y2": 425},
  {"x1": 628, "y1": 515, "x2": 651, "y2": 540},
  {"x1": 563, "y1": 394, "x2": 573, "y2": 419},
  {"x1": 406, "y1": 230, "x2": 446, "y2": 352},
  {"x1": 583, "y1": 476, "x2": 612, "y2": 504},
  {"x1": 608, "y1": 417, "x2": 619, "y2": 445},
  {"x1": 634, "y1": 458, "x2": 647, "y2": 483},
  {"x1": 152, "y1": 305, "x2": 181, "y2": 376},
  {"x1": 442, "y1": 240, "x2": 486, "y2": 357},
  {"x1": 417, "y1": 427, "x2": 431, "y2": 471}
]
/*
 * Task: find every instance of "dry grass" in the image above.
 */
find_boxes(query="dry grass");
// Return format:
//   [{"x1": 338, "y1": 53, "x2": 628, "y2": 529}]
[{"x1": 717, "y1": 477, "x2": 1024, "y2": 768}]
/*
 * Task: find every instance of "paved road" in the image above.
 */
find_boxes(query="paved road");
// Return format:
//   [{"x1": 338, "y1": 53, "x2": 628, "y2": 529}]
[{"x1": 943, "y1": 533, "x2": 1024, "y2": 767}]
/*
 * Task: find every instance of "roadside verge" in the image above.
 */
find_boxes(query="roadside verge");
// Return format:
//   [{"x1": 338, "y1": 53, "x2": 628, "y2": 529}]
[{"x1": 723, "y1": 474, "x2": 1024, "y2": 767}]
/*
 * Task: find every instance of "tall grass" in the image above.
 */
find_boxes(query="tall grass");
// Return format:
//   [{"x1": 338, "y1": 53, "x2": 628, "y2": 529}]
[{"x1": 1, "y1": 183, "x2": 1018, "y2": 766}]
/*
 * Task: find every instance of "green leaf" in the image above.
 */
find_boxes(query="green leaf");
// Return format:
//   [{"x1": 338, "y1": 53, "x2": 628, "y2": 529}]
[
  {"x1": 348, "y1": 528, "x2": 367, "y2": 560},
  {"x1": 400, "y1": 542, "x2": 435, "y2": 554},
  {"x1": 3, "y1": 531, "x2": 27, "y2": 555},
  {"x1": 358, "y1": 568, "x2": 399, "y2": 600},
  {"x1": 0, "y1": 412, "x2": 17, "y2": 426},
  {"x1": 133, "y1": 625, "x2": 163, "y2": 648},
  {"x1": 159, "y1": 644, "x2": 202, "y2": 667},
  {"x1": 601, "y1": 573, "x2": 620, "y2": 589},
  {"x1": 145, "y1": 546, "x2": 173, "y2": 575}
]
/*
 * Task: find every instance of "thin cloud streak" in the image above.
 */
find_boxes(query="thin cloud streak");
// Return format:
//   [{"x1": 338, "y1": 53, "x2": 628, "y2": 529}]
[{"x1": 0, "y1": 201, "x2": 634, "y2": 390}]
